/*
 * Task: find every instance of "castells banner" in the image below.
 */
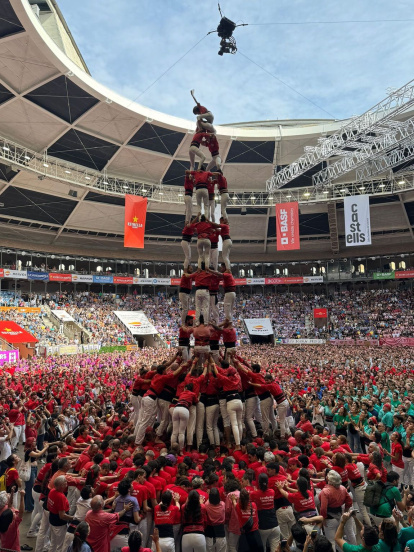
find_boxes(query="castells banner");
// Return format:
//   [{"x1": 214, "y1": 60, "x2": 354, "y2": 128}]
[
  {"x1": 0, "y1": 349, "x2": 19, "y2": 365},
  {"x1": 124, "y1": 195, "x2": 147, "y2": 249},
  {"x1": 114, "y1": 311, "x2": 157, "y2": 336},
  {"x1": 344, "y1": 195, "x2": 371, "y2": 246},
  {"x1": 244, "y1": 318, "x2": 274, "y2": 336}
]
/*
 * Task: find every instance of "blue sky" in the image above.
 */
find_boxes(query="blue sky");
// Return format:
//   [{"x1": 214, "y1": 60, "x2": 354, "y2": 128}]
[{"x1": 58, "y1": 0, "x2": 414, "y2": 124}]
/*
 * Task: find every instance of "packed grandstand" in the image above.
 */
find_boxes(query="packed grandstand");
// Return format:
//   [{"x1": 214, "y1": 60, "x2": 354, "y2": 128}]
[{"x1": 1, "y1": 2, "x2": 414, "y2": 552}]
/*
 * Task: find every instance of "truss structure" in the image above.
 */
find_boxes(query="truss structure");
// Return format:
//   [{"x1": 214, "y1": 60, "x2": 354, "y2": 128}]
[
  {"x1": 1, "y1": 134, "x2": 414, "y2": 207},
  {"x1": 356, "y1": 139, "x2": 414, "y2": 182},
  {"x1": 313, "y1": 116, "x2": 414, "y2": 186},
  {"x1": 267, "y1": 78, "x2": 414, "y2": 191}
]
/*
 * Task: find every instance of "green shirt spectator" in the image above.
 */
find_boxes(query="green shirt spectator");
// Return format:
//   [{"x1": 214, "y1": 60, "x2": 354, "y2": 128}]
[{"x1": 398, "y1": 527, "x2": 414, "y2": 550}]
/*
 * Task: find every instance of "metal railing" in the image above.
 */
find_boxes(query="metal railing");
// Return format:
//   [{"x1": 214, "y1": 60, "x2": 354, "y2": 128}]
[{"x1": 1, "y1": 134, "x2": 414, "y2": 205}]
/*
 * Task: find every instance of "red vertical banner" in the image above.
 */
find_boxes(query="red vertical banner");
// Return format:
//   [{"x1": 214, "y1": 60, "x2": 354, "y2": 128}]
[
  {"x1": 124, "y1": 195, "x2": 147, "y2": 248},
  {"x1": 276, "y1": 202, "x2": 300, "y2": 251}
]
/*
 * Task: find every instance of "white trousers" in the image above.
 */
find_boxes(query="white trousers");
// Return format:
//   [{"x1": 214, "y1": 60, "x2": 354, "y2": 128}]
[
  {"x1": 352, "y1": 484, "x2": 371, "y2": 526},
  {"x1": 130, "y1": 395, "x2": 140, "y2": 428},
  {"x1": 222, "y1": 239, "x2": 232, "y2": 270},
  {"x1": 197, "y1": 238, "x2": 211, "y2": 269},
  {"x1": 196, "y1": 401, "x2": 205, "y2": 448},
  {"x1": 110, "y1": 533, "x2": 129, "y2": 551},
  {"x1": 206, "y1": 536, "x2": 227, "y2": 552},
  {"x1": 206, "y1": 155, "x2": 222, "y2": 172},
  {"x1": 138, "y1": 516, "x2": 149, "y2": 549},
  {"x1": 276, "y1": 399, "x2": 290, "y2": 438},
  {"x1": 135, "y1": 396, "x2": 157, "y2": 445},
  {"x1": 259, "y1": 526, "x2": 280, "y2": 552},
  {"x1": 403, "y1": 456, "x2": 414, "y2": 485},
  {"x1": 195, "y1": 288, "x2": 210, "y2": 323},
  {"x1": 172, "y1": 406, "x2": 190, "y2": 451},
  {"x1": 179, "y1": 291, "x2": 191, "y2": 325},
  {"x1": 29, "y1": 488, "x2": 42, "y2": 534},
  {"x1": 210, "y1": 294, "x2": 219, "y2": 323},
  {"x1": 184, "y1": 195, "x2": 193, "y2": 224},
  {"x1": 11, "y1": 424, "x2": 23, "y2": 449},
  {"x1": 35, "y1": 509, "x2": 50, "y2": 552},
  {"x1": 196, "y1": 188, "x2": 209, "y2": 213},
  {"x1": 227, "y1": 532, "x2": 239, "y2": 552},
  {"x1": 219, "y1": 398, "x2": 230, "y2": 428},
  {"x1": 209, "y1": 199, "x2": 216, "y2": 222},
  {"x1": 245, "y1": 396, "x2": 260, "y2": 437},
  {"x1": 276, "y1": 505, "x2": 295, "y2": 540},
  {"x1": 181, "y1": 240, "x2": 191, "y2": 270},
  {"x1": 206, "y1": 403, "x2": 220, "y2": 445},
  {"x1": 156, "y1": 398, "x2": 171, "y2": 437},
  {"x1": 223, "y1": 291, "x2": 236, "y2": 321},
  {"x1": 182, "y1": 533, "x2": 206, "y2": 552},
  {"x1": 178, "y1": 345, "x2": 190, "y2": 361},
  {"x1": 158, "y1": 536, "x2": 175, "y2": 552},
  {"x1": 49, "y1": 523, "x2": 68, "y2": 552},
  {"x1": 324, "y1": 517, "x2": 356, "y2": 551},
  {"x1": 226, "y1": 399, "x2": 243, "y2": 446},
  {"x1": 261, "y1": 396, "x2": 277, "y2": 434},
  {"x1": 210, "y1": 248, "x2": 219, "y2": 271},
  {"x1": 220, "y1": 192, "x2": 229, "y2": 219}
]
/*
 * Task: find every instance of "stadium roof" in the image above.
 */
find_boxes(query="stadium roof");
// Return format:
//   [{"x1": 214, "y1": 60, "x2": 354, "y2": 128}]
[{"x1": 0, "y1": 0, "x2": 413, "y2": 263}]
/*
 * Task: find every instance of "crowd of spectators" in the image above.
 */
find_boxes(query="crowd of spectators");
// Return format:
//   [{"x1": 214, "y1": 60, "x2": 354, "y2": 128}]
[{"x1": 0, "y1": 343, "x2": 413, "y2": 552}]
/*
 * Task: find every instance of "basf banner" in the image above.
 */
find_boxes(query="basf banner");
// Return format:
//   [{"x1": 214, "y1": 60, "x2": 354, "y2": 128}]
[
  {"x1": 276, "y1": 202, "x2": 300, "y2": 251},
  {"x1": 344, "y1": 195, "x2": 371, "y2": 246},
  {"x1": 244, "y1": 318, "x2": 274, "y2": 336},
  {"x1": 124, "y1": 195, "x2": 147, "y2": 249},
  {"x1": 114, "y1": 311, "x2": 157, "y2": 335}
]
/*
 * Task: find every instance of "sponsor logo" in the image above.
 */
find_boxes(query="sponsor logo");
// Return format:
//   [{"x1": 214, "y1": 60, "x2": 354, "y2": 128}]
[{"x1": 127, "y1": 216, "x2": 143, "y2": 229}]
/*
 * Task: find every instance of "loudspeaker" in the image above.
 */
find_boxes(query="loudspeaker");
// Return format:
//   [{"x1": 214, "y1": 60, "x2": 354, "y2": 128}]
[{"x1": 69, "y1": 190, "x2": 78, "y2": 198}]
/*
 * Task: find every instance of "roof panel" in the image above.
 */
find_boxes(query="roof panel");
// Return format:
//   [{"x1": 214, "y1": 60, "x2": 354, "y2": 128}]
[
  {"x1": 404, "y1": 201, "x2": 414, "y2": 225},
  {"x1": 25, "y1": 75, "x2": 98, "y2": 123},
  {"x1": 162, "y1": 159, "x2": 190, "y2": 186},
  {"x1": 226, "y1": 140, "x2": 275, "y2": 163},
  {"x1": 146, "y1": 212, "x2": 184, "y2": 236},
  {"x1": 77, "y1": 102, "x2": 143, "y2": 143},
  {"x1": 107, "y1": 147, "x2": 170, "y2": 182},
  {"x1": 127, "y1": 122, "x2": 185, "y2": 155},
  {"x1": 0, "y1": 162, "x2": 18, "y2": 182},
  {"x1": 0, "y1": 82, "x2": 13, "y2": 105},
  {"x1": 0, "y1": 35, "x2": 58, "y2": 93},
  {"x1": 84, "y1": 192, "x2": 125, "y2": 206},
  {"x1": 0, "y1": 97, "x2": 67, "y2": 150},
  {"x1": 48, "y1": 129, "x2": 120, "y2": 171},
  {"x1": 0, "y1": 0, "x2": 24, "y2": 39},
  {"x1": 0, "y1": 186, "x2": 76, "y2": 225}
]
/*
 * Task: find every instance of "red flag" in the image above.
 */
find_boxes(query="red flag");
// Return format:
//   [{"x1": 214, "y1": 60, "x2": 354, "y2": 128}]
[
  {"x1": 314, "y1": 308, "x2": 328, "y2": 319},
  {"x1": 124, "y1": 195, "x2": 147, "y2": 248},
  {"x1": 276, "y1": 202, "x2": 300, "y2": 251}
]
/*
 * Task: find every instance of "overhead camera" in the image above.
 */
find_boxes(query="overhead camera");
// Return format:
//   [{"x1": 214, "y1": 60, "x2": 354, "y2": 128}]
[
  {"x1": 218, "y1": 36, "x2": 237, "y2": 56},
  {"x1": 38, "y1": 175, "x2": 46, "y2": 180},
  {"x1": 210, "y1": 5, "x2": 246, "y2": 56}
]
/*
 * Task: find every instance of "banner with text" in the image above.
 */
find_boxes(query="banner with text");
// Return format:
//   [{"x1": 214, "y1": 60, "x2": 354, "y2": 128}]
[
  {"x1": 373, "y1": 272, "x2": 395, "y2": 280},
  {"x1": 0, "y1": 349, "x2": 19, "y2": 365},
  {"x1": 27, "y1": 271, "x2": 49, "y2": 281},
  {"x1": 314, "y1": 308, "x2": 328, "y2": 319},
  {"x1": 344, "y1": 195, "x2": 371, "y2": 246},
  {"x1": 276, "y1": 202, "x2": 300, "y2": 251},
  {"x1": 114, "y1": 311, "x2": 157, "y2": 335},
  {"x1": 71, "y1": 274, "x2": 94, "y2": 283},
  {"x1": 124, "y1": 195, "x2": 147, "y2": 249},
  {"x1": 395, "y1": 270, "x2": 414, "y2": 279},
  {"x1": 49, "y1": 273, "x2": 72, "y2": 282},
  {"x1": 244, "y1": 318, "x2": 274, "y2": 336},
  {"x1": 2, "y1": 269, "x2": 27, "y2": 279}
]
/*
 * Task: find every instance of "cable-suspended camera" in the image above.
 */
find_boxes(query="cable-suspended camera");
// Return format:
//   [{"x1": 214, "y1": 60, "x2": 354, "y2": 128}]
[{"x1": 208, "y1": 4, "x2": 248, "y2": 56}]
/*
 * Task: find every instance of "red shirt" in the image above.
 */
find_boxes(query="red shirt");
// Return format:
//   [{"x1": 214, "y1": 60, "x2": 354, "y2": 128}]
[
  {"x1": 287, "y1": 491, "x2": 316, "y2": 512},
  {"x1": 250, "y1": 489, "x2": 275, "y2": 511},
  {"x1": 367, "y1": 463, "x2": 387, "y2": 482},
  {"x1": 195, "y1": 220, "x2": 214, "y2": 238},
  {"x1": 180, "y1": 273, "x2": 193, "y2": 290},
  {"x1": 391, "y1": 442, "x2": 404, "y2": 469},
  {"x1": 144, "y1": 372, "x2": 177, "y2": 398},
  {"x1": 165, "y1": 484, "x2": 188, "y2": 506},
  {"x1": 194, "y1": 271, "x2": 211, "y2": 288},
  {"x1": 222, "y1": 327, "x2": 236, "y2": 344},
  {"x1": 221, "y1": 272, "x2": 235, "y2": 291},
  {"x1": 181, "y1": 503, "x2": 207, "y2": 533},
  {"x1": 219, "y1": 224, "x2": 230, "y2": 237},
  {"x1": 154, "y1": 504, "x2": 180, "y2": 525},
  {"x1": 235, "y1": 502, "x2": 259, "y2": 532},
  {"x1": 130, "y1": 482, "x2": 149, "y2": 506}
]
